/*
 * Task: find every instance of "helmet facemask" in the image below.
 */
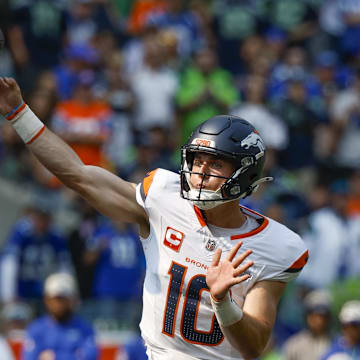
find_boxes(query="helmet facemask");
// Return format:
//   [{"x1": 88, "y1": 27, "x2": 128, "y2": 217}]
[{"x1": 180, "y1": 146, "x2": 271, "y2": 210}]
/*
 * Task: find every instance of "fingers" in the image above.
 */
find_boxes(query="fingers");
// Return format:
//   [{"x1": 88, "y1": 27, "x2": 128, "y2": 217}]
[
  {"x1": 4, "y1": 77, "x2": 18, "y2": 89},
  {"x1": 232, "y1": 249, "x2": 252, "y2": 268},
  {"x1": 0, "y1": 77, "x2": 8, "y2": 88},
  {"x1": 233, "y1": 260, "x2": 254, "y2": 278},
  {"x1": 0, "y1": 77, "x2": 16, "y2": 87},
  {"x1": 211, "y1": 248, "x2": 222, "y2": 267},
  {"x1": 227, "y1": 241, "x2": 243, "y2": 262},
  {"x1": 232, "y1": 273, "x2": 252, "y2": 286}
]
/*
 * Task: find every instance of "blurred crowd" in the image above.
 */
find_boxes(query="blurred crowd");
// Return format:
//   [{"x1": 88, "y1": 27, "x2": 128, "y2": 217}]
[{"x1": 1, "y1": 0, "x2": 360, "y2": 359}]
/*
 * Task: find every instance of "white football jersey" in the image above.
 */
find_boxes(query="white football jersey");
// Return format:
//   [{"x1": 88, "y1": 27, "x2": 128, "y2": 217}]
[{"x1": 136, "y1": 169, "x2": 308, "y2": 360}]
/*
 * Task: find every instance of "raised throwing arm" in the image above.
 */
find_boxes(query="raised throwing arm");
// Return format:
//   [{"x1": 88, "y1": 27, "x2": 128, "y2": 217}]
[{"x1": 0, "y1": 77, "x2": 150, "y2": 237}]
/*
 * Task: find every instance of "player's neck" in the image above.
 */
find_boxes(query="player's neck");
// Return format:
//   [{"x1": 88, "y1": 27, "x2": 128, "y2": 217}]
[{"x1": 203, "y1": 201, "x2": 247, "y2": 229}]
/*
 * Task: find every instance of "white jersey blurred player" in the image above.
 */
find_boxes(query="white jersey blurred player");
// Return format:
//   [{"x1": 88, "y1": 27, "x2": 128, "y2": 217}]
[{"x1": 0, "y1": 77, "x2": 308, "y2": 360}]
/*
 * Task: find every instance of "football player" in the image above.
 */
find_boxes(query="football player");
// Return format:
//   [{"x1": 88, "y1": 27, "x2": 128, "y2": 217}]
[{"x1": 0, "y1": 77, "x2": 308, "y2": 360}]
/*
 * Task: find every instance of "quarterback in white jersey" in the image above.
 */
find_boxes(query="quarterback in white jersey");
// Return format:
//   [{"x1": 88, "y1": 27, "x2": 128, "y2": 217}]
[
  {"x1": 0, "y1": 78, "x2": 307, "y2": 360},
  {"x1": 136, "y1": 168, "x2": 307, "y2": 359}
]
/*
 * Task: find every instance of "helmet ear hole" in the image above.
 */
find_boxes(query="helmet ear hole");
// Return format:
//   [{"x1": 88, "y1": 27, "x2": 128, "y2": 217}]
[{"x1": 221, "y1": 181, "x2": 242, "y2": 199}]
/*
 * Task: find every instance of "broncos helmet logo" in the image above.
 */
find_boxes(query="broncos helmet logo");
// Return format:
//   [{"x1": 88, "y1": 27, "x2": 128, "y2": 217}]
[{"x1": 241, "y1": 132, "x2": 265, "y2": 152}]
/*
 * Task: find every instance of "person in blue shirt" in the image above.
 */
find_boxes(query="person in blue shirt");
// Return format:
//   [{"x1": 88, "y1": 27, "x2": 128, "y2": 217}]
[
  {"x1": 145, "y1": 0, "x2": 204, "y2": 59},
  {"x1": 22, "y1": 272, "x2": 98, "y2": 360},
  {"x1": 83, "y1": 218, "x2": 145, "y2": 329},
  {"x1": 322, "y1": 300, "x2": 360, "y2": 360},
  {"x1": 85, "y1": 218, "x2": 145, "y2": 301},
  {"x1": 117, "y1": 334, "x2": 148, "y2": 360},
  {"x1": 0, "y1": 205, "x2": 71, "y2": 302}
]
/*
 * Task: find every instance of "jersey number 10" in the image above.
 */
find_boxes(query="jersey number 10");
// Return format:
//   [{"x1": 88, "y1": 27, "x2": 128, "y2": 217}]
[{"x1": 162, "y1": 262, "x2": 224, "y2": 346}]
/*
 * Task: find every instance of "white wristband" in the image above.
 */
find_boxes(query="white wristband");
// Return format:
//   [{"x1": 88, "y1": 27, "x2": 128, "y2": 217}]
[
  {"x1": 7, "y1": 103, "x2": 45, "y2": 144},
  {"x1": 210, "y1": 292, "x2": 243, "y2": 327}
]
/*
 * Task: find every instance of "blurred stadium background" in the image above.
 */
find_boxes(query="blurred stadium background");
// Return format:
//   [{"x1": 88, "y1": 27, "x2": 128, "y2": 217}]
[{"x1": 1, "y1": 0, "x2": 360, "y2": 359}]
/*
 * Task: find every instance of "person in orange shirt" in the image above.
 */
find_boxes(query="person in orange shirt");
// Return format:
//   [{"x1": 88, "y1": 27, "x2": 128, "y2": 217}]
[
  {"x1": 51, "y1": 70, "x2": 112, "y2": 169},
  {"x1": 347, "y1": 171, "x2": 360, "y2": 216},
  {"x1": 128, "y1": 0, "x2": 166, "y2": 34}
]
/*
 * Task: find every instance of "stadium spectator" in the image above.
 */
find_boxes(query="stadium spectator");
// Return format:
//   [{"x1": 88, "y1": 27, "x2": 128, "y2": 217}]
[
  {"x1": 82, "y1": 218, "x2": 145, "y2": 329},
  {"x1": 282, "y1": 289, "x2": 333, "y2": 360},
  {"x1": 270, "y1": 78, "x2": 323, "y2": 179},
  {"x1": 121, "y1": 126, "x2": 177, "y2": 183},
  {"x1": 156, "y1": 29, "x2": 181, "y2": 70},
  {"x1": 263, "y1": 28, "x2": 288, "y2": 66},
  {"x1": 127, "y1": 0, "x2": 166, "y2": 35},
  {"x1": 129, "y1": 36, "x2": 178, "y2": 134},
  {"x1": 66, "y1": 0, "x2": 114, "y2": 47},
  {"x1": 0, "y1": 16, "x2": 15, "y2": 78},
  {"x1": 268, "y1": 46, "x2": 310, "y2": 101},
  {"x1": 86, "y1": 219, "x2": 144, "y2": 300},
  {"x1": 265, "y1": 0, "x2": 318, "y2": 45},
  {"x1": 22, "y1": 272, "x2": 98, "y2": 360},
  {"x1": 338, "y1": 0, "x2": 360, "y2": 58},
  {"x1": 99, "y1": 50, "x2": 135, "y2": 169},
  {"x1": 27, "y1": 78, "x2": 57, "y2": 126},
  {"x1": 6, "y1": 0, "x2": 68, "y2": 93},
  {"x1": 329, "y1": 69, "x2": 360, "y2": 170},
  {"x1": 122, "y1": 24, "x2": 160, "y2": 76},
  {"x1": 0, "y1": 336, "x2": 14, "y2": 360},
  {"x1": 53, "y1": 43, "x2": 100, "y2": 101},
  {"x1": 67, "y1": 197, "x2": 99, "y2": 299},
  {"x1": 313, "y1": 50, "x2": 354, "y2": 103},
  {"x1": 1, "y1": 302, "x2": 32, "y2": 360},
  {"x1": 176, "y1": 46, "x2": 238, "y2": 143},
  {"x1": 238, "y1": 35, "x2": 266, "y2": 77},
  {"x1": 1, "y1": 301, "x2": 33, "y2": 338},
  {"x1": 146, "y1": 0, "x2": 205, "y2": 59},
  {"x1": 346, "y1": 170, "x2": 360, "y2": 216},
  {"x1": 298, "y1": 180, "x2": 351, "y2": 288},
  {"x1": 51, "y1": 69, "x2": 113, "y2": 169},
  {"x1": 211, "y1": 0, "x2": 261, "y2": 74},
  {"x1": 322, "y1": 300, "x2": 360, "y2": 360},
  {"x1": 345, "y1": 217, "x2": 360, "y2": 278},
  {"x1": 116, "y1": 333, "x2": 148, "y2": 360},
  {"x1": 319, "y1": 0, "x2": 346, "y2": 39},
  {"x1": 0, "y1": 205, "x2": 71, "y2": 303},
  {"x1": 188, "y1": 0, "x2": 215, "y2": 49}
]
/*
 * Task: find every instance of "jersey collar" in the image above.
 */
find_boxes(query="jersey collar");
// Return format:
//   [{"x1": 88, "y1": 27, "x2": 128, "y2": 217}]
[{"x1": 192, "y1": 204, "x2": 269, "y2": 238}]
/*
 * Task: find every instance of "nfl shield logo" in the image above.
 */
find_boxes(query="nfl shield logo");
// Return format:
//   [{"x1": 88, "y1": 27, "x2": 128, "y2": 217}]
[{"x1": 205, "y1": 238, "x2": 217, "y2": 251}]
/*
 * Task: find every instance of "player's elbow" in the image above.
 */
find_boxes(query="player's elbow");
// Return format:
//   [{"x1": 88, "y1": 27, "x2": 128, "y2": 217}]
[
  {"x1": 58, "y1": 165, "x2": 89, "y2": 194},
  {"x1": 238, "y1": 341, "x2": 268, "y2": 360},
  {"x1": 237, "y1": 342, "x2": 267, "y2": 360},
  {"x1": 247, "y1": 329, "x2": 271, "y2": 359},
  {"x1": 231, "y1": 323, "x2": 272, "y2": 359}
]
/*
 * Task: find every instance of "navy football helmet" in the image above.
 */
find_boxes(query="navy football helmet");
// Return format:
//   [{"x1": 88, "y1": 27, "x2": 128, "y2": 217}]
[{"x1": 180, "y1": 115, "x2": 272, "y2": 209}]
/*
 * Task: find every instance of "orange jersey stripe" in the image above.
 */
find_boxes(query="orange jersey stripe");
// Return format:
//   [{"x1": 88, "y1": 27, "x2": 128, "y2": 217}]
[
  {"x1": 230, "y1": 217, "x2": 269, "y2": 240},
  {"x1": 289, "y1": 250, "x2": 309, "y2": 270},
  {"x1": 143, "y1": 169, "x2": 158, "y2": 197},
  {"x1": 193, "y1": 206, "x2": 206, "y2": 227}
]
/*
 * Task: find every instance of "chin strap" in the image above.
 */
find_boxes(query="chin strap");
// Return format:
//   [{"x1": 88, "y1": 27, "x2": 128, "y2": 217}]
[
  {"x1": 243, "y1": 176, "x2": 273, "y2": 198},
  {"x1": 253, "y1": 176, "x2": 274, "y2": 187}
]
